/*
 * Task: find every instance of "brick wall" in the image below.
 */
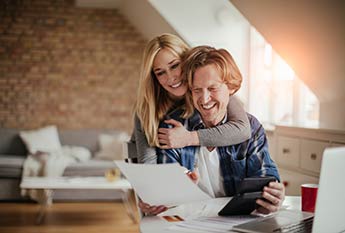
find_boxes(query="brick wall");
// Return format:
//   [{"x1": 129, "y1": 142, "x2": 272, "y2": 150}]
[{"x1": 0, "y1": 0, "x2": 147, "y2": 133}]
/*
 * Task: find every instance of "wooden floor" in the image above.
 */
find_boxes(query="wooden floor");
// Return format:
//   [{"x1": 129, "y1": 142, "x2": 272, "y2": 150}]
[{"x1": 0, "y1": 200, "x2": 140, "y2": 233}]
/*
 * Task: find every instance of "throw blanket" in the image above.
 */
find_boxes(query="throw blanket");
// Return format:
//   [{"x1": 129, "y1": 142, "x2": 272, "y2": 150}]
[{"x1": 21, "y1": 146, "x2": 91, "y2": 203}]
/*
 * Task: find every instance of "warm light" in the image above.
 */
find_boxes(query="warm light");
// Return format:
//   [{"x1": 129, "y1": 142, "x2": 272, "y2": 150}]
[
  {"x1": 264, "y1": 44, "x2": 272, "y2": 67},
  {"x1": 249, "y1": 27, "x2": 319, "y2": 128},
  {"x1": 276, "y1": 57, "x2": 295, "y2": 81}
]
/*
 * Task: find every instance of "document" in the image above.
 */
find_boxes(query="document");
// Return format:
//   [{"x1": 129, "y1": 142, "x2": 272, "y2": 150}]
[{"x1": 115, "y1": 161, "x2": 211, "y2": 206}]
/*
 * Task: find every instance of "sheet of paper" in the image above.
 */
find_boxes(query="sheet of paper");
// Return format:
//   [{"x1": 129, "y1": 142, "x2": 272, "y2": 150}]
[{"x1": 115, "y1": 161, "x2": 211, "y2": 206}]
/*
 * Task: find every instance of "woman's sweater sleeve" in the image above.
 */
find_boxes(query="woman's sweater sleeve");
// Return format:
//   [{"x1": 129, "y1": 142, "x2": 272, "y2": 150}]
[
  {"x1": 197, "y1": 95, "x2": 251, "y2": 147},
  {"x1": 132, "y1": 115, "x2": 157, "y2": 164}
]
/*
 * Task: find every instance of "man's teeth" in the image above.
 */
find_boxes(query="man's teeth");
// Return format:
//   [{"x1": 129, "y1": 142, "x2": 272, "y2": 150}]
[
  {"x1": 171, "y1": 82, "x2": 182, "y2": 88},
  {"x1": 202, "y1": 103, "x2": 216, "y2": 110}
]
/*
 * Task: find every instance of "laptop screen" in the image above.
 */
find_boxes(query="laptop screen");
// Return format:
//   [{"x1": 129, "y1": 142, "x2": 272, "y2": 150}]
[{"x1": 312, "y1": 146, "x2": 345, "y2": 233}]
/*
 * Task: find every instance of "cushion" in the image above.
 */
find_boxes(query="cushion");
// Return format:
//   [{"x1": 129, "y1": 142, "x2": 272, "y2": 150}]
[
  {"x1": 19, "y1": 125, "x2": 62, "y2": 154},
  {"x1": 61, "y1": 146, "x2": 91, "y2": 162},
  {"x1": 94, "y1": 132, "x2": 129, "y2": 161}
]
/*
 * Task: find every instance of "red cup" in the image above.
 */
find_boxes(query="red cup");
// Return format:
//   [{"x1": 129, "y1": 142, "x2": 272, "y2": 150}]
[{"x1": 301, "y1": 184, "x2": 318, "y2": 212}]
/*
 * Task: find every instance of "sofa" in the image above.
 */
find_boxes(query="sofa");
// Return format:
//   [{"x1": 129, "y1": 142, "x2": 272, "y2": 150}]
[{"x1": 0, "y1": 127, "x2": 128, "y2": 201}]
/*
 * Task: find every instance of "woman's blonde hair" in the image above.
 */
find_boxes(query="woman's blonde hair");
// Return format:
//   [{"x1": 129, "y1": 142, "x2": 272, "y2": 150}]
[
  {"x1": 135, "y1": 33, "x2": 190, "y2": 147},
  {"x1": 182, "y1": 46, "x2": 243, "y2": 115}
]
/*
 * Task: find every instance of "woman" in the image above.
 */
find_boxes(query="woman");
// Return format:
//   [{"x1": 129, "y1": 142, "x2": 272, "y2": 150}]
[{"x1": 132, "y1": 34, "x2": 251, "y2": 215}]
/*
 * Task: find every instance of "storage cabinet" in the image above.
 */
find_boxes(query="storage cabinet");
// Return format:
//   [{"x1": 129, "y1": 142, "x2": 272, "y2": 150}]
[
  {"x1": 269, "y1": 126, "x2": 345, "y2": 195},
  {"x1": 276, "y1": 136, "x2": 300, "y2": 169},
  {"x1": 300, "y1": 139, "x2": 329, "y2": 173}
]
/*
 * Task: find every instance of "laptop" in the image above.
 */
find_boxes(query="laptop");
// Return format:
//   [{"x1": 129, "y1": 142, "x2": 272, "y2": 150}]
[{"x1": 232, "y1": 146, "x2": 345, "y2": 233}]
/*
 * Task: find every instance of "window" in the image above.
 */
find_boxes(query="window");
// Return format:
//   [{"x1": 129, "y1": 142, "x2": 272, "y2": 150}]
[{"x1": 248, "y1": 28, "x2": 319, "y2": 128}]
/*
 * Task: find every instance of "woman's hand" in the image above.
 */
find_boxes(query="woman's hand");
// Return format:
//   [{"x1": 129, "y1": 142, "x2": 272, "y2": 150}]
[
  {"x1": 158, "y1": 119, "x2": 199, "y2": 149},
  {"x1": 256, "y1": 181, "x2": 285, "y2": 214},
  {"x1": 138, "y1": 199, "x2": 168, "y2": 215}
]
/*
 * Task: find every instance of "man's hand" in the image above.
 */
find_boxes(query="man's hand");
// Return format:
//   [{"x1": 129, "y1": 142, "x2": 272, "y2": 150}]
[
  {"x1": 185, "y1": 170, "x2": 199, "y2": 184},
  {"x1": 158, "y1": 119, "x2": 199, "y2": 149},
  {"x1": 256, "y1": 181, "x2": 285, "y2": 214},
  {"x1": 138, "y1": 199, "x2": 167, "y2": 215}
]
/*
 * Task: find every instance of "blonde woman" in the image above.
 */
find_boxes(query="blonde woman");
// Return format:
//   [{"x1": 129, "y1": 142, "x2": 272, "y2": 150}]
[{"x1": 133, "y1": 33, "x2": 250, "y2": 165}]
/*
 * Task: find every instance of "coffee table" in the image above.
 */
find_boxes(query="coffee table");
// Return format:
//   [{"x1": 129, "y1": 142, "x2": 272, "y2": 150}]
[{"x1": 20, "y1": 176, "x2": 136, "y2": 224}]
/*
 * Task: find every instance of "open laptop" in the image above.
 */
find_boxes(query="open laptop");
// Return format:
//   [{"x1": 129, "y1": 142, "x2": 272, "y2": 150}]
[{"x1": 232, "y1": 146, "x2": 345, "y2": 233}]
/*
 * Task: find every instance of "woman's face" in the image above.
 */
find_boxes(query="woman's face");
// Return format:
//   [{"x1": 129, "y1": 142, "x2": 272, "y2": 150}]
[{"x1": 152, "y1": 48, "x2": 188, "y2": 99}]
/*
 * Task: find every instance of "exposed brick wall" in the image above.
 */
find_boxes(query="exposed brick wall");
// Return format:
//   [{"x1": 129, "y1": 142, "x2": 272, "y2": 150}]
[{"x1": 0, "y1": 0, "x2": 147, "y2": 133}]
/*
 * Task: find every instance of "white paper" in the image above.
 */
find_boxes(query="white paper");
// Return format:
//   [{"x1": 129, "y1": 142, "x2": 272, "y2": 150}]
[{"x1": 115, "y1": 161, "x2": 211, "y2": 206}]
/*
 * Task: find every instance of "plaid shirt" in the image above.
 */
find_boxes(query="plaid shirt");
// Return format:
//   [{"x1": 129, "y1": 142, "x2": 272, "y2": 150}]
[{"x1": 157, "y1": 108, "x2": 280, "y2": 197}]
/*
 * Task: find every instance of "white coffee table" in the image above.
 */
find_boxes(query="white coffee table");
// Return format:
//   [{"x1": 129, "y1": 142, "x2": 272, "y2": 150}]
[{"x1": 20, "y1": 176, "x2": 135, "y2": 224}]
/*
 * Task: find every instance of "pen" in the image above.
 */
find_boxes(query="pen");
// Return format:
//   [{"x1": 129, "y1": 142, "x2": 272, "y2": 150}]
[
  {"x1": 184, "y1": 169, "x2": 198, "y2": 181},
  {"x1": 184, "y1": 169, "x2": 192, "y2": 175}
]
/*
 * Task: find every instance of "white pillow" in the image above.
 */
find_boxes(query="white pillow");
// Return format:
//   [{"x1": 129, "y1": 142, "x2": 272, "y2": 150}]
[
  {"x1": 61, "y1": 146, "x2": 91, "y2": 162},
  {"x1": 95, "y1": 132, "x2": 129, "y2": 161},
  {"x1": 19, "y1": 125, "x2": 62, "y2": 154}
]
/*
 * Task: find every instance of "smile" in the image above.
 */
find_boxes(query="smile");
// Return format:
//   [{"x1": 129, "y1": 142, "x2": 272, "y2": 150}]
[
  {"x1": 201, "y1": 102, "x2": 216, "y2": 110},
  {"x1": 170, "y1": 81, "x2": 182, "y2": 88}
]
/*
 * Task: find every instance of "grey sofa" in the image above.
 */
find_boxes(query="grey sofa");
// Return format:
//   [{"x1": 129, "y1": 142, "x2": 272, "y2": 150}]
[{"x1": 0, "y1": 128, "x2": 124, "y2": 201}]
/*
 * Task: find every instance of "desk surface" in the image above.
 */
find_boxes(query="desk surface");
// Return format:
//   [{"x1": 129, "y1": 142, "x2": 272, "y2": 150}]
[{"x1": 140, "y1": 196, "x2": 301, "y2": 233}]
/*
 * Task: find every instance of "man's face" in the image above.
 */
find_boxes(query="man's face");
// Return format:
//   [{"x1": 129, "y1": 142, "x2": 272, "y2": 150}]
[{"x1": 191, "y1": 64, "x2": 230, "y2": 127}]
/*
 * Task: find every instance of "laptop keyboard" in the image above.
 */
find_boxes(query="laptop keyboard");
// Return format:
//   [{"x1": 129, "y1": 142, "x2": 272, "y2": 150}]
[{"x1": 274, "y1": 216, "x2": 314, "y2": 233}]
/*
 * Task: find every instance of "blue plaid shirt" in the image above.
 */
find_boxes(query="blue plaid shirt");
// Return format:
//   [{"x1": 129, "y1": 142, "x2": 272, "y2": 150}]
[{"x1": 156, "y1": 108, "x2": 280, "y2": 196}]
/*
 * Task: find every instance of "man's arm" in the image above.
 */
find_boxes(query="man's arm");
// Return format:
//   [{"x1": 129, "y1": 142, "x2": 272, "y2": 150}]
[
  {"x1": 246, "y1": 116, "x2": 280, "y2": 180},
  {"x1": 245, "y1": 115, "x2": 285, "y2": 213}
]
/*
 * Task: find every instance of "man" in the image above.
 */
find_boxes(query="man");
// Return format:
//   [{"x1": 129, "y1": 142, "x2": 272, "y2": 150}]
[{"x1": 140, "y1": 46, "x2": 285, "y2": 215}]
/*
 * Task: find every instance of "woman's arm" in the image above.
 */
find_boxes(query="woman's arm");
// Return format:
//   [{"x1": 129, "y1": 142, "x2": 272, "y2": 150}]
[
  {"x1": 133, "y1": 115, "x2": 157, "y2": 164},
  {"x1": 158, "y1": 96, "x2": 251, "y2": 148}
]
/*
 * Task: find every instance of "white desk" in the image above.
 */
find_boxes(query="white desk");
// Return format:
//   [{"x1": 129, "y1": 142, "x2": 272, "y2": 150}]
[
  {"x1": 140, "y1": 196, "x2": 301, "y2": 233},
  {"x1": 20, "y1": 176, "x2": 135, "y2": 224}
]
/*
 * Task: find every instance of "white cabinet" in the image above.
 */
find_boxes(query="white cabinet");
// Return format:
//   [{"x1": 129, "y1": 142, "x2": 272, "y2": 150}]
[
  {"x1": 271, "y1": 126, "x2": 345, "y2": 195},
  {"x1": 276, "y1": 136, "x2": 300, "y2": 169},
  {"x1": 300, "y1": 139, "x2": 329, "y2": 173}
]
